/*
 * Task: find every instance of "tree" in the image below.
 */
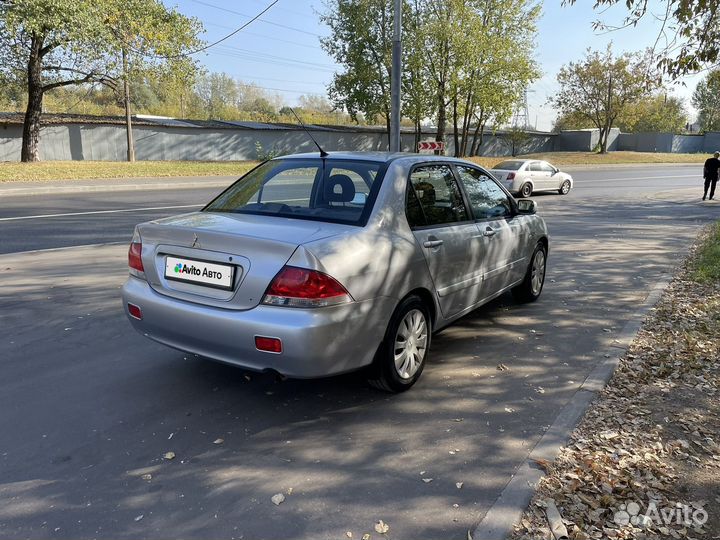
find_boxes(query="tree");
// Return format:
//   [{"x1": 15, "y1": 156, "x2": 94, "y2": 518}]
[
  {"x1": 321, "y1": 0, "x2": 394, "y2": 142},
  {"x1": 0, "y1": 0, "x2": 202, "y2": 162},
  {"x1": 550, "y1": 46, "x2": 654, "y2": 153},
  {"x1": 552, "y1": 111, "x2": 594, "y2": 131},
  {"x1": 563, "y1": 0, "x2": 720, "y2": 78},
  {"x1": 446, "y1": 0, "x2": 540, "y2": 157},
  {"x1": 616, "y1": 93, "x2": 686, "y2": 133},
  {"x1": 692, "y1": 70, "x2": 720, "y2": 133}
]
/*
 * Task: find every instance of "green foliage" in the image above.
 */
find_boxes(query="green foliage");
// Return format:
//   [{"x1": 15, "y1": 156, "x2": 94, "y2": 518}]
[
  {"x1": 0, "y1": 0, "x2": 204, "y2": 160},
  {"x1": 691, "y1": 221, "x2": 720, "y2": 284},
  {"x1": 555, "y1": 92, "x2": 687, "y2": 134},
  {"x1": 320, "y1": 0, "x2": 394, "y2": 130},
  {"x1": 692, "y1": 70, "x2": 720, "y2": 133},
  {"x1": 563, "y1": 0, "x2": 720, "y2": 78},
  {"x1": 552, "y1": 111, "x2": 595, "y2": 131},
  {"x1": 550, "y1": 45, "x2": 655, "y2": 152},
  {"x1": 254, "y1": 141, "x2": 281, "y2": 161},
  {"x1": 616, "y1": 93, "x2": 687, "y2": 133},
  {"x1": 320, "y1": 0, "x2": 540, "y2": 153}
]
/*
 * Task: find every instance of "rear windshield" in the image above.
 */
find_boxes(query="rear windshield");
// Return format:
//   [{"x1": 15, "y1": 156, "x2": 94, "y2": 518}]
[
  {"x1": 493, "y1": 160, "x2": 524, "y2": 170},
  {"x1": 203, "y1": 158, "x2": 383, "y2": 225}
]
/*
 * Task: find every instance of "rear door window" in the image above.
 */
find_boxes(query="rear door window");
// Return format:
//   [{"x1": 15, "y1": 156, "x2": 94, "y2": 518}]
[{"x1": 406, "y1": 164, "x2": 469, "y2": 227}]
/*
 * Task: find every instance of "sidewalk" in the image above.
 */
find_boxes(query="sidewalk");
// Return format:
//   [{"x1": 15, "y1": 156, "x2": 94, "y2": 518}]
[{"x1": 0, "y1": 175, "x2": 238, "y2": 197}]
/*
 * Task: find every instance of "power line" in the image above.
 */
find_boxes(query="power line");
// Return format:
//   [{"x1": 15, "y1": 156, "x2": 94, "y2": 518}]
[
  {"x1": 184, "y1": 0, "x2": 280, "y2": 56},
  {"x1": 192, "y1": 0, "x2": 324, "y2": 38}
]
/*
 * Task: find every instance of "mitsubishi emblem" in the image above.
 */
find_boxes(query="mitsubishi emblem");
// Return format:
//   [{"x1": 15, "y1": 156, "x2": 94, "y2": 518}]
[{"x1": 191, "y1": 234, "x2": 200, "y2": 248}]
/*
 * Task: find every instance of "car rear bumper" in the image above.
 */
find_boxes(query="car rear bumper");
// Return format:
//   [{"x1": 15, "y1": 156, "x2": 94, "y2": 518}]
[{"x1": 121, "y1": 276, "x2": 395, "y2": 378}]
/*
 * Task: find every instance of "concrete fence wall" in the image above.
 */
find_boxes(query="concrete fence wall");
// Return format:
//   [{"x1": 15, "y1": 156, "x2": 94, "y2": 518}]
[
  {"x1": 0, "y1": 121, "x2": 560, "y2": 161},
  {"x1": 1, "y1": 118, "x2": 718, "y2": 162}
]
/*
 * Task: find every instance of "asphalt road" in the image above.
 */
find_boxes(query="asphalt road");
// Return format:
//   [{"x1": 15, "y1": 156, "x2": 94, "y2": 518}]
[{"x1": 0, "y1": 165, "x2": 718, "y2": 540}]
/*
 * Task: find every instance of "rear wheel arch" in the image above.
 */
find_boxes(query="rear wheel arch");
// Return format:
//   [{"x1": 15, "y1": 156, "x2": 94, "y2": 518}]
[{"x1": 402, "y1": 287, "x2": 437, "y2": 327}]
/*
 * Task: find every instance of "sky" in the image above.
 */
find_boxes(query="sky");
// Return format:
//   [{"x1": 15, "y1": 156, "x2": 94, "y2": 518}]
[{"x1": 167, "y1": 0, "x2": 703, "y2": 132}]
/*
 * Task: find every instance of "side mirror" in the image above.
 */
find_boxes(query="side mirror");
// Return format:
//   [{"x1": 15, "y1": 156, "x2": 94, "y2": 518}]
[
  {"x1": 351, "y1": 192, "x2": 367, "y2": 205},
  {"x1": 516, "y1": 199, "x2": 537, "y2": 214}
]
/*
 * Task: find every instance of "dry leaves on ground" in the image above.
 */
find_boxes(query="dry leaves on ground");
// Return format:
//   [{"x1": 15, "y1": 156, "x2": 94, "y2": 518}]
[{"x1": 511, "y1": 233, "x2": 720, "y2": 540}]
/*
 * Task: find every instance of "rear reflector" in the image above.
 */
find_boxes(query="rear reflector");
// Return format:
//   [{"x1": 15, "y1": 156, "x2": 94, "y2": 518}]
[
  {"x1": 128, "y1": 242, "x2": 144, "y2": 273},
  {"x1": 262, "y1": 266, "x2": 352, "y2": 308},
  {"x1": 127, "y1": 303, "x2": 142, "y2": 320},
  {"x1": 255, "y1": 336, "x2": 282, "y2": 354}
]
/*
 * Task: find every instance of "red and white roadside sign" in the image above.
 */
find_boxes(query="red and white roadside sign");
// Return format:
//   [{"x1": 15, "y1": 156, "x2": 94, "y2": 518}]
[{"x1": 418, "y1": 140, "x2": 445, "y2": 153}]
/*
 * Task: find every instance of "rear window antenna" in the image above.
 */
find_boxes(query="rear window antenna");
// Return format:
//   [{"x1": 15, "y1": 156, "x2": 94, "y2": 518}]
[{"x1": 289, "y1": 108, "x2": 328, "y2": 158}]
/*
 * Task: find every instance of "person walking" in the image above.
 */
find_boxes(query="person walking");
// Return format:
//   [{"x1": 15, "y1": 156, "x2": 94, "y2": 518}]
[{"x1": 703, "y1": 151, "x2": 720, "y2": 200}]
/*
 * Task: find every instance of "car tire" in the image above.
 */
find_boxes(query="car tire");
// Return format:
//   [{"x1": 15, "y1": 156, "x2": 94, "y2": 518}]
[
  {"x1": 559, "y1": 179, "x2": 571, "y2": 195},
  {"x1": 367, "y1": 295, "x2": 431, "y2": 393},
  {"x1": 519, "y1": 182, "x2": 533, "y2": 198},
  {"x1": 512, "y1": 242, "x2": 547, "y2": 303}
]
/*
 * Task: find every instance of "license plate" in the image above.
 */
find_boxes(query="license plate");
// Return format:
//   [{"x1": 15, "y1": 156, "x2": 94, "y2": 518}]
[{"x1": 165, "y1": 256, "x2": 235, "y2": 290}]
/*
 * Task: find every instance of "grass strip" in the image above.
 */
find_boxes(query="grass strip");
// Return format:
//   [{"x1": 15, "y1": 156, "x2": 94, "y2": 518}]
[{"x1": 0, "y1": 161, "x2": 258, "y2": 182}]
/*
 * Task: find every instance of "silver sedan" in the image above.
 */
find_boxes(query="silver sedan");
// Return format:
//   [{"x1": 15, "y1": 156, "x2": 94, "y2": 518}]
[
  {"x1": 121, "y1": 152, "x2": 549, "y2": 392},
  {"x1": 490, "y1": 159, "x2": 574, "y2": 198}
]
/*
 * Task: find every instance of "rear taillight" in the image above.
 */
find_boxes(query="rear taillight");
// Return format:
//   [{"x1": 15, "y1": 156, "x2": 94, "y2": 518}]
[
  {"x1": 128, "y1": 242, "x2": 143, "y2": 272},
  {"x1": 262, "y1": 266, "x2": 353, "y2": 308},
  {"x1": 128, "y1": 229, "x2": 145, "y2": 277},
  {"x1": 507, "y1": 172, "x2": 515, "y2": 180}
]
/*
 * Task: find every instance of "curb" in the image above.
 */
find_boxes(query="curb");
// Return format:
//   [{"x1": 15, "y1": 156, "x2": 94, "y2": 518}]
[{"x1": 470, "y1": 278, "x2": 671, "y2": 540}]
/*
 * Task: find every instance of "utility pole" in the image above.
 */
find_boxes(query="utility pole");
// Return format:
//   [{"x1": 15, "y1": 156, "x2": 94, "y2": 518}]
[
  {"x1": 389, "y1": 0, "x2": 402, "y2": 152},
  {"x1": 122, "y1": 47, "x2": 136, "y2": 162}
]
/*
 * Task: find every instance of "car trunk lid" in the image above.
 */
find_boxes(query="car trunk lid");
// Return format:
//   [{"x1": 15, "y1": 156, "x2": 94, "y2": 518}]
[{"x1": 138, "y1": 212, "x2": 350, "y2": 310}]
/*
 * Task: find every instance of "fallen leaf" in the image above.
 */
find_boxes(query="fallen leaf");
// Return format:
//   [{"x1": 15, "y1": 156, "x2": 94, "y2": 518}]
[
  {"x1": 163, "y1": 452, "x2": 175, "y2": 460},
  {"x1": 134, "y1": 514, "x2": 144, "y2": 522},
  {"x1": 456, "y1": 482, "x2": 464, "y2": 489},
  {"x1": 213, "y1": 438, "x2": 224, "y2": 444},
  {"x1": 374, "y1": 520, "x2": 389, "y2": 534},
  {"x1": 345, "y1": 532, "x2": 352, "y2": 538},
  {"x1": 271, "y1": 493, "x2": 285, "y2": 506},
  {"x1": 422, "y1": 478, "x2": 433, "y2": 483},
  {"x1": 141, "y1": 474, "x2": 152, "y2": 481}
]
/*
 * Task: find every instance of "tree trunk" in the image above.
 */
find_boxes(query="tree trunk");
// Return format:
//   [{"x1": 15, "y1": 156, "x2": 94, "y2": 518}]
[
  {"x1": 470, "y1": 115, "x2": 484, "y2": 156},
  {"x1": 414, "y1": 118, "x2": 421, "y2": 152},
  {"x1": 21, "y1": 34, "x2": 45, "y2": 162},
  {"x1": 452, "y1": 95, "x2": 460, "y2": 157},
  {"x1": 598, "y1": 127, "x2": 607, "y2": 153},
  {"x1": 122, "y1": 48, "x2": 136, "y2": 162},
  {"x1": 435, "y1": 79, "x2": 446, "y2": 155}
]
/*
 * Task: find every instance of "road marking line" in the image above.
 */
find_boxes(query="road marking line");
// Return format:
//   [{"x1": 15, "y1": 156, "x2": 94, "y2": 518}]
[{"x1": 0, "y1": 204, "x2": 203, "y2": 222}]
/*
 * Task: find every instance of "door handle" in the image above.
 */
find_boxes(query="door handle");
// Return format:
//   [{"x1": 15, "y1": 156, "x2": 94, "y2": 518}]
[
  {"x1": 482, "y1": 227, "x2": 497, "y2": 237},
  {"x1": 423, "y1": 238, "x2": 444, "y2": 248}
]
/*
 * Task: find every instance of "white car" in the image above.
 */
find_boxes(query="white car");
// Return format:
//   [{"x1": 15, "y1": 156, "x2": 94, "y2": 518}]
[{"x1": 490, "y1": 159, "x2": 573, "y2": 198}]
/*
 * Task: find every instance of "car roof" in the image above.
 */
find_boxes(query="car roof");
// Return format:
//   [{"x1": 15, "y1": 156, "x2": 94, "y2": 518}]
[{"x1": 273, "y1": 151, "x2": 485, "y2": 166}]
